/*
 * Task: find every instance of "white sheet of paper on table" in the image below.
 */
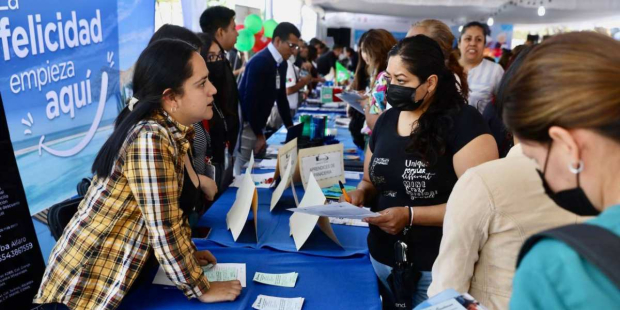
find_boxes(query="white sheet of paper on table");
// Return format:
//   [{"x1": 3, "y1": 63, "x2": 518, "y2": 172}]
[
  {"x1": 258, "y1": 159, "x2": 278, "y2": 169},
  {"x1": 344, "y1": 171, "x2": 361, "y2": 180},
  {"x1": 252, "y1": 295, "x2": 305, "y2": 310},
  {"x1": 289, "y1": 202, "x2": 380, "y2": 220},
  {"x1": 253, "y1": 272, "x2": 298, "y2": 288},
  {"x1": 153, "y1": 263, "x2": 247, "y2": 287},
  {"x1": 231, "y1": 172, "x2": 275, "y2": 189}
]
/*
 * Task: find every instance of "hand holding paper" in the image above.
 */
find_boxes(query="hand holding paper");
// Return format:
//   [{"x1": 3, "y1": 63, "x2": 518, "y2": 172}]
[{"x1": 288, "y1": 202, "x2": 380, "y2": 220}]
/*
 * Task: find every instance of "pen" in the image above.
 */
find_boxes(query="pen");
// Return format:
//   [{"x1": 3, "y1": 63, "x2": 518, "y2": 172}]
[{"x1": 338, "y1": 180, "x2": 351, "y2": 203}]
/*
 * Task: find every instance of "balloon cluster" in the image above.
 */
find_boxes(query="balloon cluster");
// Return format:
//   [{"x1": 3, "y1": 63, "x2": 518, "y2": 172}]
[{"x1": 235, "y1": 14, "x2": 278, "y2": 53}]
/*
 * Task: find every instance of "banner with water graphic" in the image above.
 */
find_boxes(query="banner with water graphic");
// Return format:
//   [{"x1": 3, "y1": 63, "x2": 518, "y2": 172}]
[{"x1": 0, "y1": 0, "x2": 154, "y2": 215}]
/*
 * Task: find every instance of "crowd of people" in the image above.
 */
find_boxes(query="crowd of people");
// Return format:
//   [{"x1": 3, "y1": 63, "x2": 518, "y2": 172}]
[{"x1": 32, "y1": 5, "x2": 620, "y2": 310}]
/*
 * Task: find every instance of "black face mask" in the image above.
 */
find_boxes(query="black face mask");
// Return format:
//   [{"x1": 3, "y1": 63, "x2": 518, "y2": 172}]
[
  {"x1": 537, "y1": 143, "x2": 599, "y2": 216},
  {"x1": 386, "y1": 82, "x2": 427, "y2": 111},
  {"x1": 206, "y1": 60, "x2": 227, "y2": 81}
]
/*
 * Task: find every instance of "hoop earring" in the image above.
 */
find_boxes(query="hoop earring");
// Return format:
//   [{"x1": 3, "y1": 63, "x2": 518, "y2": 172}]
[{"x1": 568, "y1": 160, "x2": 584, "y2": 174}]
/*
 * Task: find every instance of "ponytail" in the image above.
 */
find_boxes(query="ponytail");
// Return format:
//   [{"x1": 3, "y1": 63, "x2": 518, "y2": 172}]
[
  {"x1": 91, "y1": 39, "x2": 197, "y2": 178},
  {"x1": 447, "y1": 50, "x2": 469, "y2": 100}
]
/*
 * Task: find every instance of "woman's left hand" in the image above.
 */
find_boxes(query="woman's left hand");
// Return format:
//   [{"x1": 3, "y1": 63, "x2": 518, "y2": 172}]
[
  {"x1": 194, "y1": 250, "x2": 217, "y2": 266},
  {"x1": 363, "y1": 207, "x2": 409, "y2": 235}
]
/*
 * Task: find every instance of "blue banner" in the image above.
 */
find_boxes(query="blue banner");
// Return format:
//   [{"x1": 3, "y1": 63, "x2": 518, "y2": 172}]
[{"x1": 0, "y1": 0, "x2": 121, "y2": 215}]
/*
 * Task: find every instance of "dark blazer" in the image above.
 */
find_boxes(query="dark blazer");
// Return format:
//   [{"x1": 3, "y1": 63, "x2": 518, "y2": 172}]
[{"x1": 238, "y1": 47, "x2": 293, "y2": 135}]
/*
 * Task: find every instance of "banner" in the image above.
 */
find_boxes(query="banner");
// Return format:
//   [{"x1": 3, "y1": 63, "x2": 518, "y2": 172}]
[
  {"x1": 0, "y1": 93, "x2": 46, "y2": 308},
  {"x1": 0, "y1": 0, "x2": 120, "y2": 215}
]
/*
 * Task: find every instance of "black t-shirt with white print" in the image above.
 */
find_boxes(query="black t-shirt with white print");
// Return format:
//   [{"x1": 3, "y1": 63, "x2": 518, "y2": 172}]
[{"x1": 368, "y1": 105, "x2": 490, "y2": 270}]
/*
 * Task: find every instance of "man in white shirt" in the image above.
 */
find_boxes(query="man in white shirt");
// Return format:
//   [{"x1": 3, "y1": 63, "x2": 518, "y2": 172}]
[{"x1": 267, "y1": 43, "x2": 312, "y2": 129}]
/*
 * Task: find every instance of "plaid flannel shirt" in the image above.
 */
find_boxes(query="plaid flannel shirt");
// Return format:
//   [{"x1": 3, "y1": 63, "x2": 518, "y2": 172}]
[{"x1": 34, "y1": 110, "x2": 209, "y2": 309}]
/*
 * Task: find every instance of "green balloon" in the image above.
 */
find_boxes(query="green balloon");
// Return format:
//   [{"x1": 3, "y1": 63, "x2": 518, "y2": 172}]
[
  {"x1": 244, "y1": 14, "x2": 263, "y2": 34},
  {"x1": 264, "y1": 19, "x2": 278, "y2": 38},
  {"x1": 235, "y1": 29, "x2": 255, "y2": 52}
]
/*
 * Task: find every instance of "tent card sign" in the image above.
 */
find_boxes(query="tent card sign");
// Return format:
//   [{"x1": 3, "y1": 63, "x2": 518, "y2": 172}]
[
  {"x1": 298, "y1": 144, "x2": 345, "y2": 189},
  {"x1": 227, "y1": 151, "x2": 258, "y2": 242},
  {"x1": 273, "y1": 138, "x2": 297, "y2": 181},
  {"x1": 270, "y1": 156, "x2": 294, "y2": 211},
  {"x1": 270, "y1": 139, "x2": 299, "y2": 211},
  {"x1": 289, "y1": 173, "x2": 342, "y2": 250}
]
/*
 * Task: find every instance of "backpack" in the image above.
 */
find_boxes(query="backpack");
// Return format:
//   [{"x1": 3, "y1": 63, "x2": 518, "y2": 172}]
[
  {"x1": 517, "y1": 223, "x2": 620, "y2": 289},
  {"x1": 47, "y1": 196, "x2": 82, "y2": 241}
]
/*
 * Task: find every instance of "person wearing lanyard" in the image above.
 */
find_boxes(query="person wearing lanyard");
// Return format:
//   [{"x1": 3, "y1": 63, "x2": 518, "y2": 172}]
[
  {"x1": 344, "y1": 35, "x2": 497, "y2": 307},
  {"x1": 199, "y1": 6, "x2": 240, "y2": 192},
  {"x1": 234, "y1": 22, "x2": 300, "y2": 176},
  {"x1": 267, "y1": 38, "x2": 312, "y2": 130}
]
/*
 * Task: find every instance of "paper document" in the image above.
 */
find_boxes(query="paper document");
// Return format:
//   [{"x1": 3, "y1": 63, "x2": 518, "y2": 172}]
[
  {"x1": 329, "y1": 217, "x2": 369, "y2": 227},
  {"x1": 153, "y1": 263, "x2": 247, "y2": 287},
  {"x1": 253, "y1": 272, "x2": 298, "y2": 288},
  {"x1": 258, "y1": 159, "x2": 278, "y2": 169},
  {"x1": 344, "y1": 171, "x2": 362, "y2": 180},
  {"x1": 231, "y1": 173, "x2": 275, "y2": 189},
  {"x1": 289, "y1": 202, "x2": 380, "y2": 220},
  {"x1": 252, "y1": 295, "x2": 305, "y2": 310}
]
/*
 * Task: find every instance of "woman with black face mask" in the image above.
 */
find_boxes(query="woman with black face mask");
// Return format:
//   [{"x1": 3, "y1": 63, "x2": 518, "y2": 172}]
[
  {"x1": 343, "y1": 35, "x2": 498, "y2": 306},
  {"x1": 197, "y1": 33, "x2": 237, "y2": 197},
  {"x1": 505, "y1": 32, "x2": 620, "y2": 309},
  {"x1": 428, "y1": 46, "x2": 582, "y2": 310}
]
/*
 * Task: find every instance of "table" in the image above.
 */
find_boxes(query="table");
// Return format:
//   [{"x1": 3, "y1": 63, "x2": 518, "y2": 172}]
[
  {"x1": 119, "y1": 240, "x2": 380, "y2": 310},
  {"x1": 119, "y1": 106, "x2": 380, "y2": 309}
]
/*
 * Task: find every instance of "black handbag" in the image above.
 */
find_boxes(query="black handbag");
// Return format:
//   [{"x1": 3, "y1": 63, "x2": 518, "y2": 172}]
[
  {"x1": 387, "y1": 226, "x2": 422, "y2": 310},
  {"x1": 47, "y1": 196, "x2": 82, "y2": 240}
]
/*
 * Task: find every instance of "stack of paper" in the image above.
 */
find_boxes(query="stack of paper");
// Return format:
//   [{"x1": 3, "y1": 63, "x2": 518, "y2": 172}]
[
  {"x1": 231, "y1": 173, "x2": 275, "y2": 189},
  {"x1": 289, "y1": 202, "x2": 380, "y2": 220},
  {"x1": 257, "y1": 159, "x2": 278, "y2": 169},
  {"x1": 253, "y1": 272, "x2": 298, "y2": 288},
  {"x1": 329, "y1": 217, "x2": 369, "y2": 227},
  {"x1": 252, "y1": 295, "x2": 305, "y2": 310}
]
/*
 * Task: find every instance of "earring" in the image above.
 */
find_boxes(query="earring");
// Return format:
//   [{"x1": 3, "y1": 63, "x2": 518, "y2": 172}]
[
  {"x1": 568, "y1": 160, "x2": 584, "y2": 174},
  {"x1": 172, "y1": 106, "x2": 178, "y2": 113}
]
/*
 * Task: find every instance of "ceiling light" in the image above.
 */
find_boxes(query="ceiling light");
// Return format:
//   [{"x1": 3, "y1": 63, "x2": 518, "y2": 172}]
[
  {"x1": 458, "y1": 25, "x2": 463, "y2": 32},
  {"x1": 538, "y1": 6, "x2": 546, "y2": 16},
  {"x1": 487, "y1": 17, "x2": 494, "y2": 26}
]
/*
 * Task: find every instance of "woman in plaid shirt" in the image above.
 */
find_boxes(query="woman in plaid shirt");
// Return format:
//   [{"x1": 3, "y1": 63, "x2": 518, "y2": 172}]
[{"x1": 34, "y1": 39, "x2": 242, "y2": 309}]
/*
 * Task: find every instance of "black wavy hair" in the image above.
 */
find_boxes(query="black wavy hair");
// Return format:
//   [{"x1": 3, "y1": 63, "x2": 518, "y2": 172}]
[
  {"x1": 272, "y1": 22, "x2": 301, "y2": 41},
  {"x1": 92, "y1": 39, "x2": 198, "y2": 178},
  {"x1": 389, "y1": 35, "x2": 466, "y2": 165},
  {"x1": 149, "y1": 24, "x2": 202, "y2": 49},
  {"x1": 199, "y1": 6, "x2": 235, "y2": 36}
]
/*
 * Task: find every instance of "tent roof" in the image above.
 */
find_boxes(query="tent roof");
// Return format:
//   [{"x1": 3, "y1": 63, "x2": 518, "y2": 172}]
[{"x1": 308, "y1": 0, "x2": 620, "y2": 24}]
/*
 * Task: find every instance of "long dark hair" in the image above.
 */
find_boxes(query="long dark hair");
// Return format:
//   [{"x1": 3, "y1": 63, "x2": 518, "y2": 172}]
[
  {"x1": 351, "y1": 30, "x2": 371, "y2": 91},
  {"x1": 390, "y1": 35, "x2": 466, "y2": 165},
  {"x1": 361, "y1": 29, "x2": 397, "y2": 86},
  {"x1": 92, "y1": 39, "x2": 198, "y2": 178}
]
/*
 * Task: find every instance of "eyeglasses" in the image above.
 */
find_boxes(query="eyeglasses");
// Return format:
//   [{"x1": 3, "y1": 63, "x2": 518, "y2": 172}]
[
  {"x1": 285, "y1": 42, "x2": 300, "y2": 50},
  {"x1": 206, "y1": 53, "x2": 226, "y2": 63}
]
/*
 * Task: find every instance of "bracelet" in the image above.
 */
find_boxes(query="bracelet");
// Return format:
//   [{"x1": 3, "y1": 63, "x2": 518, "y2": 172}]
[{"x1": 405, "y1": 206, "x2": 413, "y2": 227}]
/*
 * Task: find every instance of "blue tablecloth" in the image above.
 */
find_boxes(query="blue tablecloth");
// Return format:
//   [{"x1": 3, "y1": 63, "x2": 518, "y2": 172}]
[
  {"x1": 120, "y1": 107, "x2": 378, "y2": 309},
  {"x1": 199, "y1": 178, "x2": 369, "y2": 258},
  {"x1": 118, "y1": 240, "x2": 381, "y2": 310}
]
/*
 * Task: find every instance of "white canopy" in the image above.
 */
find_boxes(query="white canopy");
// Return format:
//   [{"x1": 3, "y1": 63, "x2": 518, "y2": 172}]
[{"x1": 307, "y1": 0, "x2": 620, "y2": 24}]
